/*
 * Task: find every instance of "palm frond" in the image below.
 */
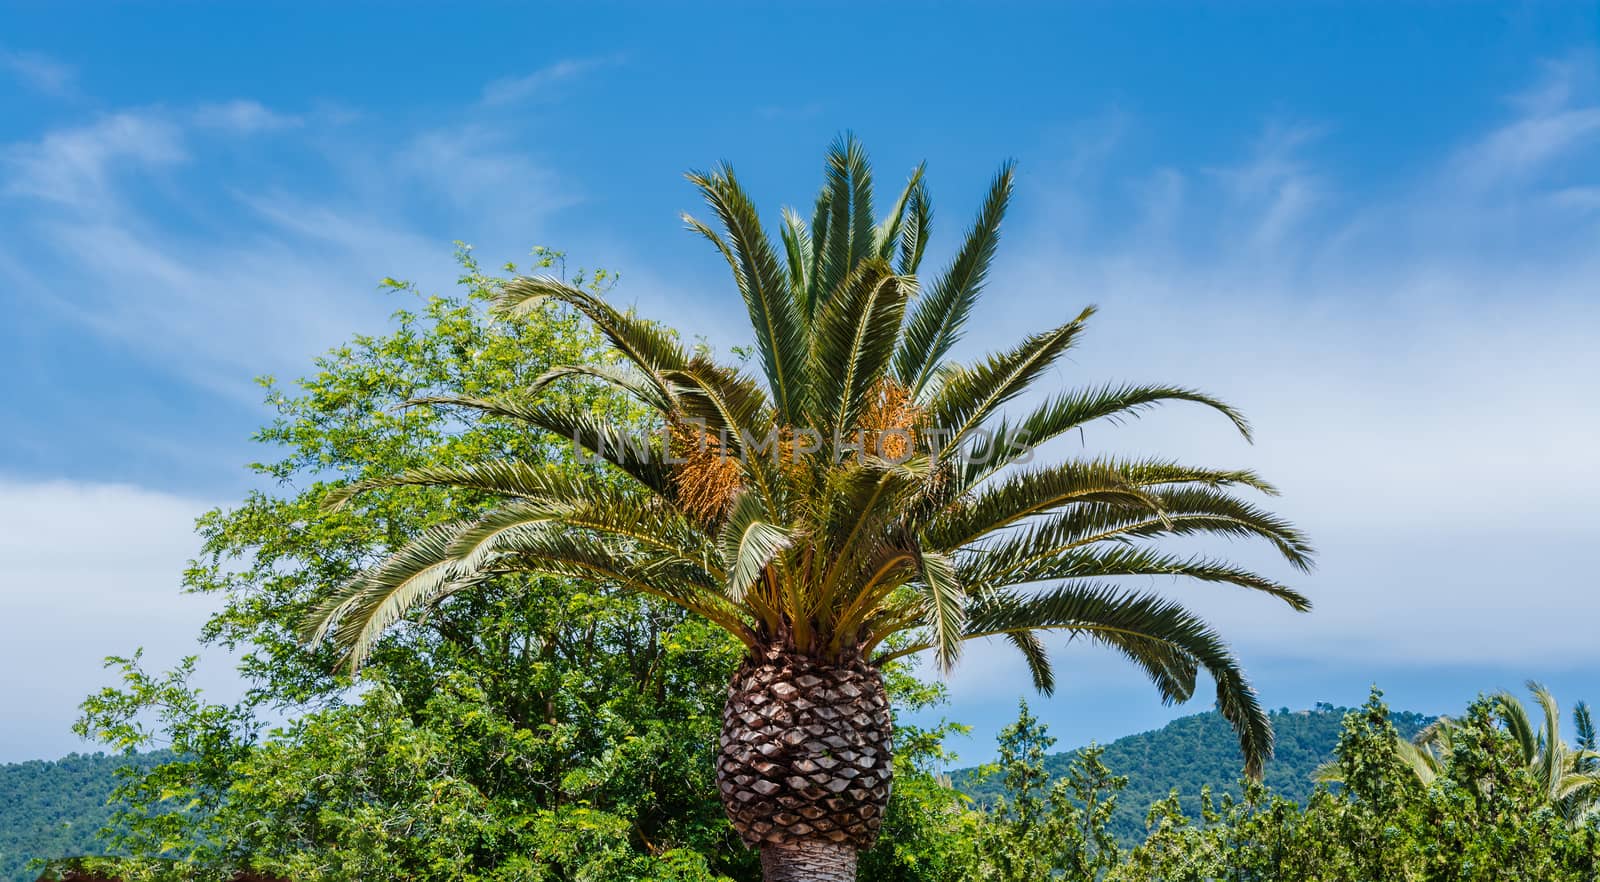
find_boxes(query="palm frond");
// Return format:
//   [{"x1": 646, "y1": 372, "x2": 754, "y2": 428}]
[
  {"x1": 322, "y1": 460, "x2": 598, "y2": 511},
  {"x1": 1576, "y1": 702, "x2": 1598, "y2": 774},
  {"x1": 663, "y1": 358, "x2": 775, "y2": 449},
  {"x1": 925, "y1": 306, "x2": 1095, "y2": 459},
  {"x1": 303, "y1": 521, "x2": 483, "y2": 669},
  {"x1": 962, "y1": 383, "x2": 1253, "y2": 486},
  {"x1": 874, "y1": 163, "x2": 926, "y2": 261},
  {"x1": 1528, "y1": 680, "x2": 1565, "y2": 800},
  {"x1": 780, "y1": 207, "x2": 812, "y2": 304},
  {"x1": 924, "y1": 460, "x2": 1165, "y2": 550},
  {"x1": 685, "y1": 166, "x2": 806, "y2": 422},
  {"x1": 1123, "y1": 488, "x2": 1316, "y2": 571},
  {"x1": 403, "y1": 396, "x2": 673, "y2": 495},
  {"x1": 526, "y1": 363, "x2": 673, "y2": 413},
  {"x1": 493, "y1": 276, "x2": 688, "y2": 406},
  {"x1": 1113, "y1": 459, "x2": 1279, "y2": 494},
  {"x1": 917, "y1": 549, "x2": 966, "y2": 672},
  {"x1": 893, "y1": 162, "x2": 1013, "y2": 398},
  {"x1": 961, "y1": 544, "x2": 1311, "y2": 611},
  {"x1": 1493, "y1": 689, "x2": 1539, "y2": 764},
  {"x1": 807, "y1": 258, "x2": 912, "y2": 435},
  {"x1": 478, "y1": 527, "x2": 755, "y2": 642},
  {"x1": 719, "y1": 491, "x2": 792, "y2": 603},
  {"x1": 444, "y1": 501, "x2": 571, "y2": 570},
  {"x1": 811, "y1": 134, "x2": 875, "y2": 314},
  {"x1": 1004, "y1": 629, "x2": 1055, "y2": 694},
  {"x1": 896, "y1": 174, "x2": 931, "y2": 276}
]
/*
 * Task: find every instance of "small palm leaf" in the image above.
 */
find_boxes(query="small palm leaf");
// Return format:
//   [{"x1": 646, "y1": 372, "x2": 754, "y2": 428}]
[
  {"x1": 894, "y1": 162, "x2": 1013, "y2": 398},
  {"x1": 807, "y1": 258, "x2": 912, "y2": 435},
  {"x1": 685, "y1": 166, "x2": 806, "y2": 422},
  {"x1": 916, "y1": 549, "x2": 966, "y2": 673},
  {"x1": 811, "y1": 134, "x2": 875, "y2": 314},
  {"x1": 719, "y1": 492, "x2": 793, "y2": 603},
  {"x1": 964, "y1": 383, "x2": 1253, "y2": 486},
  {"x1": 874, "y1": 163, "x2": 926, "y2": 261},
  {"x1": 925, "y1": 306, "x2": 1095, "y2": 459},
  {"x1": 493, "y1": 275, "x2": 688, "y2": 407}
]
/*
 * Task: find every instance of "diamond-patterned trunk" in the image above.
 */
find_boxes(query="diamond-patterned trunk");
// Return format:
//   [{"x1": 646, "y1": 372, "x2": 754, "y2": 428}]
[{"x1": 717, "y1": 647, "x2": 893, "y2": 871}]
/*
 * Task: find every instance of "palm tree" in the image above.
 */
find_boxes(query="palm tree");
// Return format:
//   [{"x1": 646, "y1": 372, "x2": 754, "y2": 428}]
[
  {"x1": 304, "y1": 137, "x2": 1314, "y2": 882},
  {"x1": 1475, "y1": 683, "x2": 1600, "y2": 823},
  {"x1": 1318, "y1": 682, "x2": 1600, "y2": 825}
]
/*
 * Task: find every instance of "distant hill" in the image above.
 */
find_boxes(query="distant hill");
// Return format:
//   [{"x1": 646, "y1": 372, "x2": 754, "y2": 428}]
[
  {"x1": 0, "y1": 751, "x2": 167, "y2": 882},
  {"x1": 0, "y1": 708, "x2": 1431, "y2": 878},
  {"x1": 952, "y1": 705, "x2": 1432, "y2": 845}
]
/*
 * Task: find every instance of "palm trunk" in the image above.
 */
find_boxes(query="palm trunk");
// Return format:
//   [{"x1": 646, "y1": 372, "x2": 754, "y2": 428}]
[
  {"x1": 717, "y1": 646, "x2": 892, "y2": 882},
  {"x1": 759, "y1": 841, "x2": 858, "y2": 882}
]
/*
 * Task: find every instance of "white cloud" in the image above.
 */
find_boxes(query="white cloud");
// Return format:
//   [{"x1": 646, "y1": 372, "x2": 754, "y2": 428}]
[
  {"x1": 1452, "y1": 55, "x2": 1600, "y2": 189},
  {"x1": 0, "y1": 48, "x2": 76, "y2": 98},
  {"x1": 0, "y1": 479, "x2": 237, "y2": 761},
  {"x1": 23, "y1": 214, "x2": 421, "y2": 403},
  {"x1": 954, "y1": 57, "x2": 1600, "y2": 676},
  {"x1": 0, "y1": 96, "x2": 575, "y2": 405},
  {"x1": 1212, "y1": 123, "x2": 1327, "y2": 252},
  {"x1": 479, "y1": 55, "x2": 623, "y2": 107},
  {"x1": 396, "y1": 124, "x2": 579, "y2": 222},
  {"x1": 1, "y1": 112, "x2": 185, "y2": 209},
  {"x1": 190, "y1": 99, "x2": 303, "y2": 134}
]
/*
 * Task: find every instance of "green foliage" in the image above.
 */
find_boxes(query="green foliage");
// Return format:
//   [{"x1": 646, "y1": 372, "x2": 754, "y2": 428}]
[
  {"x1": 1110, "y1": 689, "x2": 1600, "y2": 882},
  {"x1": 968, "y1": 702, "x2": 1125, "y2": 881},
  {"x1": 69, "y1": 247, "x2": 746, "y2": 880},
  {"x1": 955, "y1": 703, "x2": 1430, "y2": 845},
  {"x1": 30, "y1": 687, "x2": 1600, "y2": 879},
  {"x1": 64, "y1": 246, "x2": 976, "y2": 881}
]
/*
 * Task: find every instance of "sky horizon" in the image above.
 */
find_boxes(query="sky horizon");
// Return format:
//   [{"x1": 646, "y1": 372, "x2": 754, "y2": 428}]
[{"x1": 2, "y1": 2, "x2": 1598, "y2": 765}]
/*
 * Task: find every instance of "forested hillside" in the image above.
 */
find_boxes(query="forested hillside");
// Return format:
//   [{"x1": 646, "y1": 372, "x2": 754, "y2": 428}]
[
  {"x1": 0, "y1": 752, "x2": 166, "y2": 882},
  {"x1": 0, "y1": 707, "x2": 1434, "y2": 879},
  {"x1": 954, "y1": 705, "x2": 1432, "y2": 844}
]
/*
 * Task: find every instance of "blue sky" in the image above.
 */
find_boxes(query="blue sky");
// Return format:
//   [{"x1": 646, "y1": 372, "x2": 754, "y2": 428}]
[{"x1": 2, "y1": 2, "x2": 1598, "y2": 764}]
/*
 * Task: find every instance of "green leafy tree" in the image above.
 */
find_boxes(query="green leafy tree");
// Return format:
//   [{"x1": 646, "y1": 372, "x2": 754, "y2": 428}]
[
  {"x1": 306, "y1": 137, "x2": 1314, "y2": 881},
  {"x1": 73, "y1": 250, "x2": 732, "y2": 880},
  {"x1": 1113, "y1": 688, "x2": 1600, "y2": 882},
  {"x1": 1317, "y1": 682, "x2": 1600, "y2": 825},
  {"x1": 956, "y1": 703, "x2": 1431, "y2": 847},
  {"x1": 970, "y1": 702, "x2": 1125, "y2": 881}
]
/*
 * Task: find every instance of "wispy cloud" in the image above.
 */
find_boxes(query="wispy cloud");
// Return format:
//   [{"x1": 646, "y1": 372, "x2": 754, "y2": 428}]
[
  {"x1": 0, "y1": 112, "x2": 186, "y2": 209},
  {"x1": 1209, "y1": 123, "x2": 1327, "y2": 253},
  {"x1": 396, "y1": 123, "x2": 579, "y2": 221},
  {"x1": 479, "y1": 54, "x2": 624, "y2": 107},
  {"x1": 190, "y1": 99, "x2": 303, "y2": 134},
  {"x1": 0, "y1": 88, "x2": 581, "y2": 412},
  {"x1": 0, "y1": 48, "x2": 77, "y2": 98},
  {"x1": 1452, "y1": 54, "x2": 1600, "y2": 189},
  {"x1": 958, "y1": 56, "x2": 1600, "y2": 677},
  {"x1": 0, "y1": 66, "x2": 612, "y2": 759}
]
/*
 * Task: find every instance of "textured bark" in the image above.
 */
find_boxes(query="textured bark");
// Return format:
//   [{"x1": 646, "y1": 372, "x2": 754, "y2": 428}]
[
  {"x1": 759, "y1": 841, "x2": 858, "y2": 882},
  {"x1": 717, "y1": 646, "x2": 893, "y2": 858}
]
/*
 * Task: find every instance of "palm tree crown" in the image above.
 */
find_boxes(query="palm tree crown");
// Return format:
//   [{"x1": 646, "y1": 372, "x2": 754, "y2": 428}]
[{"x1": 307, "y1": 136, "x2": 1314, "y2": 777}]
